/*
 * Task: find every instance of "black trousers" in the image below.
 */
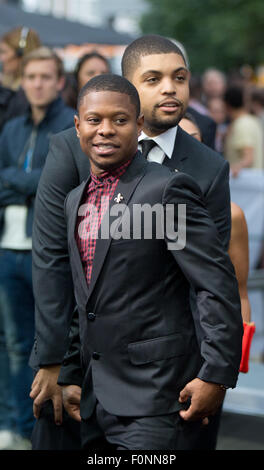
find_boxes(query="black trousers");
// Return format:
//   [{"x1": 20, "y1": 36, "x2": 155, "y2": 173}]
[
  {"x1": 81, "y1": 401, "x2": 222, "y2": 451},
  {"x1": 31, "y1": 399, "x2": 222, "y2": 451},
  {"x1": 31, "y1": 400, "x2": 81, "y2": 450}
]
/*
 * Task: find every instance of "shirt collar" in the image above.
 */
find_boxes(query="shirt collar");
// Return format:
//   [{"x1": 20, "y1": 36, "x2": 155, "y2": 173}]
[
  {"x1": 25, "y1": 96, "x2": 63, "y2": 125},
  {"x1": 90, "y1": 157, "x2": 132, "y2": 188},
  {"x1": 138, "y1": 126, "x2": 177, "y2": 159}
]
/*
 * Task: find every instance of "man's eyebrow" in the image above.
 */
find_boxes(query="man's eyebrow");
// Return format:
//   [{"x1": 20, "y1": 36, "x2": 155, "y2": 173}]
[
  {"x1": 82, "y1": 109, "x2": 130, "y2": 117},
  {"x1": 141, "y1": 66, "x2": 189, "y2": 77},
  {"x1": 174, "y1": 67, "x2": 189, "y2": 73}
]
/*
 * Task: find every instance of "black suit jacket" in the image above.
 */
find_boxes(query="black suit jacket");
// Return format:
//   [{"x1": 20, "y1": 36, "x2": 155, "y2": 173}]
[
  {"x1": 30, "y1": 125, "x2": 231, "y2": 369},
  {"x1": 58, "y1": 153, "x2": 242, "y2": 419},
  {"x1": 187, "y1": 106, "x2": 217, "y2": 150}
]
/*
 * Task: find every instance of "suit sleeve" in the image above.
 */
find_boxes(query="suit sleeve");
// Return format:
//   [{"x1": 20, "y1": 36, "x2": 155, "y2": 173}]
[
  {"x1": 201, "y1": 118, "x2": 217, "y2": 150},
  {"x1": 187, "y1": 106, "x2": 216, "y2": 150},
  {"x1": 163, "y1": 172, "x2": 243, "y2": 388},
  {"x1": 58, "y1": 307, "x2": 83, "y2": 387},
  {"x1": 0, "y1": 125, "x2": 28, "y2": 204},
  {"x1": 205, "y1": 159, "x2": 231, "y2": 251},
  {"x1": 30, "y1": 132, "x2": 80, "y2": 367}
]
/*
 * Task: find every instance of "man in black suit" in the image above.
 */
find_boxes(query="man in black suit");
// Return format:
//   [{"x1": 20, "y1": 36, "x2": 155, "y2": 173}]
[
  {"x1": 121, "y1": 36, "x2": 230, "y2": 249},
  {"x1": 57, "y1": 73, "x2": 242, "y2": 450},
  {"x1": 30, "y1": 36, "x2": 232, "y2": 449},
  {"x1": 186, "y1": 105, "x2": 216, "y2": 149}
]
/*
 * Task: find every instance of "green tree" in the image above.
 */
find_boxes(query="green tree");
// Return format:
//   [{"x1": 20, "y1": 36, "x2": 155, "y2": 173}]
[{"x1": 140, "y1": 0, "x2": 264, "y2": 73}]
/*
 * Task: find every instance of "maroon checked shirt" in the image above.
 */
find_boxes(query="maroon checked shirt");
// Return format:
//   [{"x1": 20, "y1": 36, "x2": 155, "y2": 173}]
[{"x1": 76, "y1": 159, "x2": 131, "y2": 286}]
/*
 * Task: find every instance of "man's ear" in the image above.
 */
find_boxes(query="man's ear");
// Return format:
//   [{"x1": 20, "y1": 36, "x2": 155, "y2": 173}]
[
  {"x1": 74, "y1": 114, "x2": 80, "y2": 138},
  {"x1": 137, "y1": 113, "x2": 144, "y2": 137}
]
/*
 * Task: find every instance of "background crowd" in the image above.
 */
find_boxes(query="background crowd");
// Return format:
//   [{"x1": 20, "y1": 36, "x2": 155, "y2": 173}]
[{"x1": 0, "y1": 22, "x2": 263, "y2": 451}]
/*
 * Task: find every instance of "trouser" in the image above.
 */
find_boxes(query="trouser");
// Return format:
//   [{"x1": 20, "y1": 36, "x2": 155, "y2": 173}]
[
  {"x1": 31, "y1": 400, "x2": 82, "y2": 450},
  {"x1": 81, "y1": 401, "x2": 221, "y2": 450},
  {"x1": 0, "y1": 249, "x2": 35, "y2": 438},
  {"x1": 0, "y1": 287, "x2": 15, "y2": 432},
  {"x1": 31, "y1": 399, "x2": 221, "y2": 450}
]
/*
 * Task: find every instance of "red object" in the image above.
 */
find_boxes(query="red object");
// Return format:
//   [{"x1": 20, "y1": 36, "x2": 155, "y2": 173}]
[{"x1": 239, "y1": 322, "x2": 256, "y2": 373}]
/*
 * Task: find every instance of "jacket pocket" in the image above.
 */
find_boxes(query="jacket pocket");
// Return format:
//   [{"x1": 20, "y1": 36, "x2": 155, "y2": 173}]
[{"x1": 128, "y1": 332, "x2": 189, "y2": 365}]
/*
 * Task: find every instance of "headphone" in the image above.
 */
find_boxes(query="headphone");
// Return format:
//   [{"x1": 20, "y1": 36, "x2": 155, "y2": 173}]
[{"x1": 16, "y1": 27, "x2": 30, "y2": 57}]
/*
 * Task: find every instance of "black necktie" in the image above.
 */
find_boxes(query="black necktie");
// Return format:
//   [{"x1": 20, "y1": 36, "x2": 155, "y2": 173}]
[{"x1": 140, "y1": 139, "x2": 156, "y2": 159}]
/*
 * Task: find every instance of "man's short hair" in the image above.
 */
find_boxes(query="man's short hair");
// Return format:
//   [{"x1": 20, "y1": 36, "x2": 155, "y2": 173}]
[
  {"x1": 77, "y1": 73, "x2": 141, "y2": 117},
  {"x1": 22, "y1": 46, "x2": 64, "y2": 78},
  {"x1": 121, "y1": 35, "x2": 187, "y2": 79},
  {"x1": 224, "y1": 85, "x2": 244, "y2": 109}
]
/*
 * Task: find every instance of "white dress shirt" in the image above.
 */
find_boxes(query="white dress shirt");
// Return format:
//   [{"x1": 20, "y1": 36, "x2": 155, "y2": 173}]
[{"x1": 138, "y1": 126, "x2": 178, "y2": 164}]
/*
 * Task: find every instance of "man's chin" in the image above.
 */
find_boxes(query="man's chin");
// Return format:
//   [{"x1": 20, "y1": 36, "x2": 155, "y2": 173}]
[
  {"x1": 148, "y1": 113, "x2": 184, "y2": 133},
  {"x1": 90, "y1": 155, "x2": 122, "y2": 173}
]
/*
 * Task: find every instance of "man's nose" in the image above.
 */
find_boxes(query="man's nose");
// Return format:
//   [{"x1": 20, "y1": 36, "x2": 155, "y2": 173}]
[
  {"x1": 33, "y1": 77, "x2": 43, "y2": 88},
  {"x1": 98, "y1": 119, "x2": 115, "y2": 136},
  {"x1": 161, "y1": 77, "x2": 176, "y2": 94}
]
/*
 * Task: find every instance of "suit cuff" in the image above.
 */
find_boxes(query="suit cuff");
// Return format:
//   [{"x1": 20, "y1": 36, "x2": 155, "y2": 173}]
[
  {"x1": 57, "y1": 362, "x2": 83, "y2": 388},
  {"x1": 197, "y1": 362, "x2": 239, "y2": 389}
]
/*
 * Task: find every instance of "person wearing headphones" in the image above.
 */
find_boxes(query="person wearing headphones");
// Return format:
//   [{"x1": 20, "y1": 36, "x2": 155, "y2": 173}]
[{"x1": 0, "y1": 26, "x2": 41, "y2": 130}]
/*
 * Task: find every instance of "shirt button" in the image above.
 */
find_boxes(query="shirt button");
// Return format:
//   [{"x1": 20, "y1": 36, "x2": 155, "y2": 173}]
[
  {"x1": 87, "y1": 312, "x2": 96, "y2": 321},
  {"x1": 92, "y1": 352, "x2": 100, "y2": 360}
]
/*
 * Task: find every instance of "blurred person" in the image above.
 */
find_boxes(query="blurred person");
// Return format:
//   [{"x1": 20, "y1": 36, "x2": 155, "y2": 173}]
[
  {"x1": 30, "y1": 35, "x2": 233, "y2": 451},
  {"x1": 0, "y1": 27, "x2": 41, "y2": 131},
  {"x1": 224, "y1": 85, "x2": 264, "y2": 177},
  {"x1": 168, "y1": 42, "x2": 216, "y2": 149},
  {"x1": 0, "y1": 47, "x2": 74, "y2": 450},
  {"x1": 75, "y1": 52, "x2": 110, "y2": 90},
  {"x1": 229, "y1": 203, "x2": 251, "y2": 323},
  {"x1": 250, "y1": 87, "x2": 264, "y2": 271},
  {"x1": 202, "y1": 68, "x2": 226, "y2": 104},
  {"x1": 0, "y1": 26, "x2": 41, "y2": 91},
  {"x1": 207, "y1": 97, "x2": 228, "y2": 127},
  {"x1": 180, "y1": 113, "x2": 251, "y2": 322},
  {"x1": 179, "y1": 112, "x2": 203, "y2": 141},
  {"x1": 250, "y1": 87, "x2": 264, "y2": 131},
  {"x1": 207, "y1": 97, "x2": 228, "y2": 154},
  {"x1": 61, "y1": 71, "x2": 79, "y2": 109},
  {"x1": 0, "y1": 85, "x2": 14, "y2": 131},
  {"x1": 189, "y1": 75, "x2": 209, "y2": 116},
  {"x1": 62, "y1": 52, "x2": 111, "y2": 110},
  {"x1": 186, "y1": 105, "x2": 216, "y2": 150}
]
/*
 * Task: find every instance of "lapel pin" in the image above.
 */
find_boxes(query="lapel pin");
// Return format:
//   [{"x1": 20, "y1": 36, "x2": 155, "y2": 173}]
[
  {"x1": 114, "y1": 193, "x2": 124, "y2": 203},
  {"x1": 174, "y1": 168, "x2": 179, "y2": 172}
]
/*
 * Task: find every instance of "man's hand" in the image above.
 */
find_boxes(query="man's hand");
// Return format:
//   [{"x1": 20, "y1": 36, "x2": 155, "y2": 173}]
[
  {"x1": 62, "y1": 385, "x2": 81, "y2": 422},
  {"x1": 30, "y1": 365, "x2": 63, "y2": 425},
  {"x1": 178, "y1": 378, "x2": 226, "y2": 424}
]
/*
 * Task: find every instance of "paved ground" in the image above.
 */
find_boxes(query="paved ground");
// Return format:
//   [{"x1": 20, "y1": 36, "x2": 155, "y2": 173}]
[{"x1": 216, "y1": 412, "x2": 264, "y2": 450}]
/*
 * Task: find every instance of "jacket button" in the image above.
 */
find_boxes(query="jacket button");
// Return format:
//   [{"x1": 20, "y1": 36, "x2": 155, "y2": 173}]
[
  {"x1": 92, "y1": 352, "x2": 100, "y2": 360},
  {"x1": 87, "y1": 312, "x2": 96, "y2": 321}
]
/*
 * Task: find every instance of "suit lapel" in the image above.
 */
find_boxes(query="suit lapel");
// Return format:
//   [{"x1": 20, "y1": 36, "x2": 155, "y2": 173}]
[
  {"x1": 87, "y1": 153, "x2": 147, "y2": 303},
  {"x1": 162, "y1": 126, "x2": 189, "y2": 171}
]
